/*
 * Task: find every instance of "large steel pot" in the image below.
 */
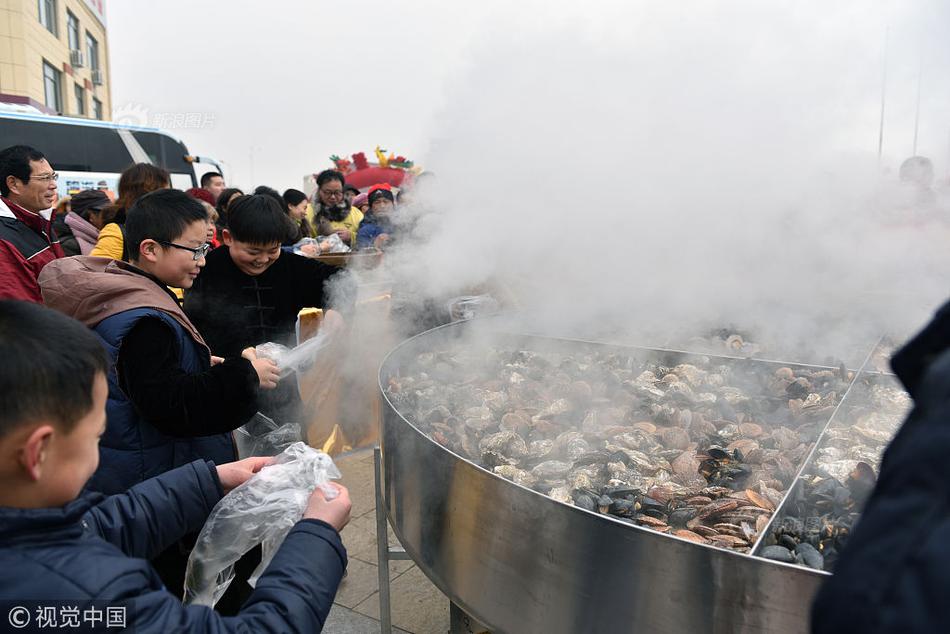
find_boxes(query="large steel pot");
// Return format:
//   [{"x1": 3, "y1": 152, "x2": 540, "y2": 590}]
[{"x1": 379, "y1": 320, "x2": 844, "y2": 634}]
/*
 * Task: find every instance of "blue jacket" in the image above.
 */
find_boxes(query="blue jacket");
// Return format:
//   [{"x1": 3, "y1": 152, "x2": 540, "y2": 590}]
[
  {"x1": 0, "y1": 460, "x2": 347, "y2": 633},
  {"x1": 812, "y1": 299, "x2": 950, "y2": 633},
  {"x1": 356, "y1": 213, "x2": 393, "y2": 249},
  {"x1": 89, "y1": 307, "x2": 236, "y2": 495}
]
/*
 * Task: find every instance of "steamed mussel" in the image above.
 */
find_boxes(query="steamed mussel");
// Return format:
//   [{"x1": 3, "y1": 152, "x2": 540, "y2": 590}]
[
  {"x1": 387, "y1": 343, "x2": 850, "y2": 553},
  {"x1": 759, "y1": 372, "x2": 908, "y2": 570}
]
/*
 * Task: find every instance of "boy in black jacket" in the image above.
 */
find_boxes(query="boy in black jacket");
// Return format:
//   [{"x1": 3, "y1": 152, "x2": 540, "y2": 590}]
[{"x1": 184, "y1": 194, "x2": 343, "y2": 425}]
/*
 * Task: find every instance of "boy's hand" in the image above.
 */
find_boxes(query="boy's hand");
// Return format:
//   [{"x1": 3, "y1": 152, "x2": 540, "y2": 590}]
[
  {"x1": 303, "y1": 482, "x2": 352, "y2": 531},
  {"x1": 241, "y1": 347, "x2": 280, "y2": 389},
  {"x1": 216, "y1": 456, "x2": 271, "y2": 494}
]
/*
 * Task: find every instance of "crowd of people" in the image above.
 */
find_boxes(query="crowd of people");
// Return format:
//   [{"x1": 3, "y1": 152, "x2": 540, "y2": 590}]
[{"x1": 0, "y1": 143, "x2": 415, "y2": 630}]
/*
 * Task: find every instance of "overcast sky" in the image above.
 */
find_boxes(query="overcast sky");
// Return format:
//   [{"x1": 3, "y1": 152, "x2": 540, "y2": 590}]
[
  {"x1": 105, "y1": 0, "x2": 493, "y2": 191},
  {"x1": 105, "y1": 0, "x2": 949, "y2": 193}
]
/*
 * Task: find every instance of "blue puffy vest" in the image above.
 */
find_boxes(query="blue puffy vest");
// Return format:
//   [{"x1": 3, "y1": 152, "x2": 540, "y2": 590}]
[{"x1": 86, "y1": 308, "x2": 236, "y2": 495}]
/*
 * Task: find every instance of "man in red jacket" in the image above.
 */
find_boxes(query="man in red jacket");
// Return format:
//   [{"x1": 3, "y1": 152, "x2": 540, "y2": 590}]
[{"x1": 0, "y1": 145, "x2": 64, "y2": 302}]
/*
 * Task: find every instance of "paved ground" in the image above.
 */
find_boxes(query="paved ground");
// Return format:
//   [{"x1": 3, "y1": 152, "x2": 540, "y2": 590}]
[{"x1": 325, "y1": 448, "x2": 450, "y2": 633}]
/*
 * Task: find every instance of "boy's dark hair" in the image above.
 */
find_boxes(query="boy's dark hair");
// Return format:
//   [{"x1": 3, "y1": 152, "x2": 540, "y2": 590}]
[
  {"x1": 253, "y1": 185, "x2": 285, "y2": 208},
  {"x1": 315, "y1": 170, "x2": 345, "y2": 189},
  {"x1": 0, "y1": 145, "x2": 46, "y2": 196},
  {"x1": 216, "y1": 188, "x2": 244, "y2": 214},
  {"x1": 200, "y1": 171, "x2": 223, "y2": 188},
  {"x1": 227, "y1": 194, "x2": 292, "y2": 245},
  {"x1": 125, "y1": 189, "x2": 208, "y2": 262},
  {"x1": 282, "y1": 188, "x2": 308, "y2": 207},
  {"x1": 0, "y1": 300, "x2": 108, "y2": 435}
]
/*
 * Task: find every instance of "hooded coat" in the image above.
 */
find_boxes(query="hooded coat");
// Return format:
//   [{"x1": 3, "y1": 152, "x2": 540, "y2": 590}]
[
  {"x1": 0, "y1": 460, "x2": 347, "y2": 633},
  {"x1": 64, "y1": 212, "x2": 101, "y2": 255},
  {"x1": 0, "y1": 196, "x2": 63, "y2": 302},
  {"x1": 812, "y1": 299, "x2": 950, "y2": 633},
  {"x1": 39, "y1": 257, "x2": 257, "y2": 494}
]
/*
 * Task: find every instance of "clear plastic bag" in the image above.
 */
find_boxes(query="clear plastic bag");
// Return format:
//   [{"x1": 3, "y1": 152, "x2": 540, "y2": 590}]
[
  {"x1": 446, "y1": 295, "x2": 501, "y2": 321},
  {"x1": 234, "y1": 412, "x2": 301, "y2": 458},
  {"x1": 255, "y1": 329, "x2": 333, "y2": 378},
  {"x1": 183, "y1": 442, "x2": 341, "y2": 606},
  {"x1": 292, "y1": 235, "x2": 351, "y2": 257}
]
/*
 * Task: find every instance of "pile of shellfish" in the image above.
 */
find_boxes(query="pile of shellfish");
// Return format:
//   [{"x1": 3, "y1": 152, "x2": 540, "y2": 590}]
[
  {"x1": 759, "y1": 373, "x2": 909, "y2": 570},
  {"x1": 387, "y1": 343, "x2": 852, "y2": 553}
]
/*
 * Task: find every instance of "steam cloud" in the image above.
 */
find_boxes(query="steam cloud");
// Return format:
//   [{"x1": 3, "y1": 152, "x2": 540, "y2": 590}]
[{"x1": 346, "y1": 0, "x2": 950, "y2": 369}]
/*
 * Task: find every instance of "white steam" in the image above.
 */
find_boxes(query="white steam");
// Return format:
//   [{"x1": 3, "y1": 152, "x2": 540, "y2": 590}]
[{"x1": 361, "y1": 0, "x2": 950, "y2": 367}]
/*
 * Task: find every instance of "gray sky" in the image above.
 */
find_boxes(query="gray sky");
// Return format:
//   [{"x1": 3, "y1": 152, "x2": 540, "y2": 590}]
[{"x1": 106, "y1": 0, "x2": 492, "y2": 191}]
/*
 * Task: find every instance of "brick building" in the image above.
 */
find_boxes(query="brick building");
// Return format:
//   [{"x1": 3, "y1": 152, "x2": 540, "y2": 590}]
[{"x1": 0, "y1": 0, "x2": 111, "y2": 119}]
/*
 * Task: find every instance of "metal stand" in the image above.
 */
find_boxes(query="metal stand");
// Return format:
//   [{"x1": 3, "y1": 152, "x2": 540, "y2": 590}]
[{"x1": 375, "y1": 446, "x2": 411, "y2": 633}]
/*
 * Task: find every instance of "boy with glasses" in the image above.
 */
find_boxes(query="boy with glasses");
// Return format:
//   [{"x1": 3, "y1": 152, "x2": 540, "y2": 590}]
[
  {"x1": 0, "y1": 145, "x2": 64, "y2": 302},
  {"x1": 39, "y1": 189, "x2": 280, "y2": 496}
]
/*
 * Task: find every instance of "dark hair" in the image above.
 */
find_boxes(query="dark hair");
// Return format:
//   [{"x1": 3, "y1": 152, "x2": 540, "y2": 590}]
[
  {"x1": 124, "y1": 189, "x2": 208, "y2": 262},
  {"x1": 200, "y1": 171, "x2": 223, "y2": 188},
  {"x1": 110, "y1": 163, "x2": 171, "y2": 225},
  {"x1": 0, "y1": 145, "x2": 46, "y2": 197},
  {"x1": 0, "y1": 300, "x2": 108, "y2": 434},
  {"x1": 227, "y1": 194, "x2": 292, "y2": 246},
  {"x1": 282, "y1": 188, "x2": 308, "y2": 207},
  {"x1": 315, "y1": 170, "x2": 345, "y2": 189},
  {"x1": 253, "y1": 185, "x2": 284, "y2": 206},
  {"x1": 344, "y1": 183, "x2": 360, "y2": 195},
  {"x1": 215, "y1": 187, "x2": 244, "y2": 228}
]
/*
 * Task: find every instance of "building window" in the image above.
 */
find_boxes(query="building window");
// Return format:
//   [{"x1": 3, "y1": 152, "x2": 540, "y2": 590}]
[
  {"x1": 43, "y1": 61, "x2": 62, "y2": 113},
  {"x1": 67, "y1": 11, "x2": 80, "y2": 51},
  {"x1": 92, "y1": 97, "x2": 102, "y2": 120},
  {"x1": 86, "y1": 32, "x2": 100, "y2": 72},
  {"x1": 74, "y1": 84, "x2": 85, "y2": 116},
  {"x1": 38, "y1": 0, "x2": 57, "y2": 36}
]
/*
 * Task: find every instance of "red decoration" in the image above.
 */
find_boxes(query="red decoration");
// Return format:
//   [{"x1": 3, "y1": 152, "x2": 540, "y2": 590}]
[{"x1": 352, "y1": 152, "x2": 370, "y2": 171}]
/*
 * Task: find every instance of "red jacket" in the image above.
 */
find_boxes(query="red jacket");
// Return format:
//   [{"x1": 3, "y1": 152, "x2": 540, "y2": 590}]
[{"x1": 0, "y1": 197, "x2": 64, "y2": 302}]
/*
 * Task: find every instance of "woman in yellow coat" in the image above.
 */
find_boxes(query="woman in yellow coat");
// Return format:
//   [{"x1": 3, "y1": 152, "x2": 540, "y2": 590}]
[{"x1": 310, "y1": 169, "x2": 363, "y2": 248}]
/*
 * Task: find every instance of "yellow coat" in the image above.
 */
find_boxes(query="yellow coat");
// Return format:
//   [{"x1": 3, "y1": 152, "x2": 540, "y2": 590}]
[
  {"x1": 90, "y1": 222, "x2": 124, "y2": 259},
  {"x1": 308, "y1": 205, "x2": 364, "y2": 247}
]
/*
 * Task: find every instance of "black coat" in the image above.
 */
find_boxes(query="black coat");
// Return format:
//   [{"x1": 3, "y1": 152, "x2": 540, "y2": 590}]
[
  {"x1": 812, "y1": 299, "x2": 950, "y2": 633},
  {"x1": 184, "y1": 246, "x2": 338, "y2": 359}
]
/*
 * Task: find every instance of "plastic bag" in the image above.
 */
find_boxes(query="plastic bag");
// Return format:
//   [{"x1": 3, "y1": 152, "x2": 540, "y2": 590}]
[
  {"x1": 234, "y1": 412, "x2": 301, "y2": 458},
  {"x1": 255, "y1": 329, "x2": 333, "y2": 378},
  {"x1": 446, "y1": 295, "x2": 501, "y2": 322},
  {"x1": 183, "y1": 442, "x2": 341, "y2": 607},
  {"x1": 292, "y1": 235, "x2": 351, "y2": 257}
]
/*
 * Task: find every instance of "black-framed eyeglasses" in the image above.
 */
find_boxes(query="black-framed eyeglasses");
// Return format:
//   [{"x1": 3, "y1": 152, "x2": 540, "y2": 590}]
[{"x1": 158, "y1": 241, "x2": 210, "y2": 261}]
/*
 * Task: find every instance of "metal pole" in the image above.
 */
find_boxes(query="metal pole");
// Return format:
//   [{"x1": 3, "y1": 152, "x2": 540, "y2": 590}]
[
  {"x1": 877, "y1": 27, "x2": 889, "y2": 162},
  {"x1": 374, "y1": 446, "x2": 392, "y2": 633}
]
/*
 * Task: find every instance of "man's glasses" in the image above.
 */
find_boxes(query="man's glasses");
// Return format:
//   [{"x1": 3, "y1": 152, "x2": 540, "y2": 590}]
[
  {"x1": 30, "y1": 172, "x2": 59, "y2": 183},
  {"x1": 159, "y1": 241, "x2": 211, "y2": 261},
  {"x1": 320, "y1": 189, "x2": 344, "y2": 199}
]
